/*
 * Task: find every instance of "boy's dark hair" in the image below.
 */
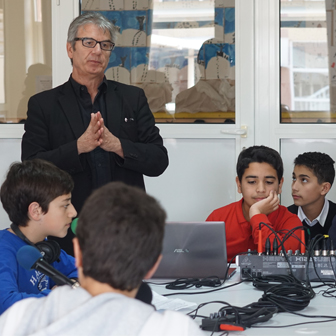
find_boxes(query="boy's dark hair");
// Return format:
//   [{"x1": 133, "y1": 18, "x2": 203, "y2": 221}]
[
  {"x1": 236, "y1": 145, "x2": 283, "y2": 182},
  {"x1": 0, "y1": 159, "x2": 74, "y2": 227},
  {"x1": 76, "y1": 182, "x2": 166, "y2": 291},
  {"x1": 294, "y1": 152, "x2": 335, "y2": 186}
]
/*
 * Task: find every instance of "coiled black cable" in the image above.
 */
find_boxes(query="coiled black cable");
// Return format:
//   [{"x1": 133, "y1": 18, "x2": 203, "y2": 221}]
[
  {"x1": 252, "y1": 274, "x2": 315, "y2": 312},
  {"x1": 165, "y1": 276, "x2": 222, "y2": 290}
]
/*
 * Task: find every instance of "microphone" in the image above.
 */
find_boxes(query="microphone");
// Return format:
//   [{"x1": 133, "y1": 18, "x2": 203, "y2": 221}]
[
  {"x1": 71, "y1": 218, "x2": 78, "y2": 235},
  {"x1": 17, "y1": 245, "x2": 79, "y2": 289}
]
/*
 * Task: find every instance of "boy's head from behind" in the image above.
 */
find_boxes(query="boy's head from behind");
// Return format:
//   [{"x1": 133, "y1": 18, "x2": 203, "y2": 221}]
[
  {"x1": 236, "y1": 145, "x2": 284, "y2": 182},
  {"x1": 292, "y1": 152, "x2": 335, "y2": 207},
  {"x1": 0, "y1": 159, "x2": 74, "y2": 227},
  {"x1": 75, "y1": 182, "x2": 166, "y2": 292}
]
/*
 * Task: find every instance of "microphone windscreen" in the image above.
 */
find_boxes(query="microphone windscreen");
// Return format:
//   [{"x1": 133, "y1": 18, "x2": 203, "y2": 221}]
[
  {"x1": 135, "y1": 282, "x2": 153, "y2": 305},
  {"x1": 71, "y1": 218, "x2": 78, "y2": 235},
  {"x1": 17, "y1": 245, "x2": 43, "y2": 270}
]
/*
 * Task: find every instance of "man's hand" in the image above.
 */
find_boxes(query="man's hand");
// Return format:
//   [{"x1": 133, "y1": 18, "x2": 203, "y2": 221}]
[
  {"x1": 99, "y1": 120, "x2": 124, "y2": 158},
  {"x1": 77, "y1": 112, "x2": 103, "y2": 154},
  {"x1": 249, "y1": 190, "x2": 280, "y2": 219}
]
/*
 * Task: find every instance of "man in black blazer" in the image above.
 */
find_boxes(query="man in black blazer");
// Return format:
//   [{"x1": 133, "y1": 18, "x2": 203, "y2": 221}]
[{"x1": 21, "y1": 12, "x2": 168, "y2": 255}]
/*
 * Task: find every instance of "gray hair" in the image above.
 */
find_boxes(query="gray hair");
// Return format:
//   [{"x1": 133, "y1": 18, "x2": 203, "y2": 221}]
[{"x1": 67, "y1": 12, "x2": 117, "y2": 49}]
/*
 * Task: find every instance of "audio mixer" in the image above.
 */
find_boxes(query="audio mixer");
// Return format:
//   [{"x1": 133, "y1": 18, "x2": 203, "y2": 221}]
[{"x1": 239, "y1": 254, "x2": 336, "y2": 281}]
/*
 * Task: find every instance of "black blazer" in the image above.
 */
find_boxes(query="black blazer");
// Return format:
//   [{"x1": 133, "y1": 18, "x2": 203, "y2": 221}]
[
  {"x1": 22, "y1": 79, "x2": 169, "y2": 214},
  {"x1": 288, "y1": 200, "x2": 336, "y2": 245}
]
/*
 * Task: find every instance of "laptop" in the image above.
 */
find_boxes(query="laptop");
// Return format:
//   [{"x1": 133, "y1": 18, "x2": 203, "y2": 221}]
[{"x1": 152, "y1": 221, "x2": 227, "y2": 279}]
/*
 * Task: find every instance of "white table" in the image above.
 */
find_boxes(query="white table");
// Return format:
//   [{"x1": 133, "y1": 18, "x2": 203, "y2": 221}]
[{"x1": 149, "y1": 269, "x2": 336, "y2": 335}]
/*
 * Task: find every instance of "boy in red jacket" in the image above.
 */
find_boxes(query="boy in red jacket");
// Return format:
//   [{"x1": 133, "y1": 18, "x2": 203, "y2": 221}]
[{"x1": 207, "y1": 145, "x2": 302, "y2": 261}]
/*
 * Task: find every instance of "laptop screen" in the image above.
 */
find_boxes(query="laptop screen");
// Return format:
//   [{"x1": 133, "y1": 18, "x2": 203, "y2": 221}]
[{"x1": 152, "y1": 221, "x2": 227, "y2": 279}]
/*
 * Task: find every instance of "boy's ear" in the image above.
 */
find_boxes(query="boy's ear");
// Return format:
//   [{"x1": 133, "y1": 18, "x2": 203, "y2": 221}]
[
  {"x1": 236, "y1": 176, "x2": 242, "y2": 194},
  {"x1": 278, "y1": 177, "x2": 284, "y2": 194},
  {"x1": 27, "y1": 202, "x2": 43, "y2": 221},
  {"x1": 321, "y1": 182, "x2": 331, "y2": 196}
]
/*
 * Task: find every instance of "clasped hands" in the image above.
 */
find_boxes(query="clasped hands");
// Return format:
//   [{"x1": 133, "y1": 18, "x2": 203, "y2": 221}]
[{"x1": 77, "y1": 112, "x2": 124, "y2": 157}]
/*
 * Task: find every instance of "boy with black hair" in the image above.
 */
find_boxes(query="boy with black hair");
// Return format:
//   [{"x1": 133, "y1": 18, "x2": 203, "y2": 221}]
[
  {"x1": 0, "y1": 159, "x2": 78, "y2": 314},
  {"x1": 207, "y1": 145, "x2": 302, "y2": 261},
  {"x1": 288, "y1": 152, "x2": 336, "y2": 244},
  {"x1": 0, "y1": 182, "x2": 205, "y2": 335}
]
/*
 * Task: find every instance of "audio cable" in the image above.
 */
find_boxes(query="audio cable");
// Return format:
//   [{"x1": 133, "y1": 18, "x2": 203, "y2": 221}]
[{"x1": 188, "y1": 300, "x2": 278, "y2": 335}]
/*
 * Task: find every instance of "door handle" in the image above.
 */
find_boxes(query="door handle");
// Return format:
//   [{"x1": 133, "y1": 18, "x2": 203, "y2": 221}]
[{"x1": 220, "y1": 126, "x2": 247, "y2": 138}]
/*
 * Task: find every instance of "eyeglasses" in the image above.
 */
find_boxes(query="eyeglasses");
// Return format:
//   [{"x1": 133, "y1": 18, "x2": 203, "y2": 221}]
[{"x1": 74, "y1": 37, "x2": 115, "y2": 51}]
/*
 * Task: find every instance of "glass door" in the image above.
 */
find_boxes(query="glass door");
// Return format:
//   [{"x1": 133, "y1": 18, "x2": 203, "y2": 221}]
[{"x1": 256, "y1": 0, "x2": 336, "y2": 206}]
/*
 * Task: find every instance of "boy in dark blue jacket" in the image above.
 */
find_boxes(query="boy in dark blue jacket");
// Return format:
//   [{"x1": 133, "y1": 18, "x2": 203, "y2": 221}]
[
  {"x1": 288, "y1": 152, "x2": 336, "y2": 245},
  {"x1": 0, "y1": 159, "x2": 78, "y2": 314}
]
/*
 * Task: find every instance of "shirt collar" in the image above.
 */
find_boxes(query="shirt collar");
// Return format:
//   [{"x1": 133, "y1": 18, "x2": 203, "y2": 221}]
[
  {"x1": 70, "y1": 75, "x2": 108, "y2": 96},
  {"x1": 297, "y1": 198, "x2": 329, "y2": 227}
]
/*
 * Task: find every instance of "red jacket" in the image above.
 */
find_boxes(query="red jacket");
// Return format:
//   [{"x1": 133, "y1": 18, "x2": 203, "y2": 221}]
[{"x1": 206, "y1": 199, "x2": 303, "y2": 261}]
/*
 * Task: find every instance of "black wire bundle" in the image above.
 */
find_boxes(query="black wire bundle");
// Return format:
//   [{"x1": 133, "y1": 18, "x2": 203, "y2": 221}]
[
  {"x1": 305, "y1": 234, "x2": 335, "y2": 283},
  {"x1": 258, "y1": 222, "x2": 310, "y2": 284},
  {"x1": 258, "y1": 282, "x2": 314, "y2": 312},
  {"x1": 216, "y1": 303, "x2": 278, "y2": 328},
  {"x1": 192, "y1": 225, "x2": 336, "y2": 332},
  {"x1": 252, "y1": 274, "x2": 300, "y2": 290},
  {"x1": 261, "y1": 222, "x2": 306, "y2": 256},
  {"x1": 251, "y1": 272, "x2": 315, "y2": 313},
  {"x1": 190, "y1": 300, "x2": 278, "y2": 335},
  {"x1": 165, "y1": 276, "x2": 222, "y2": 290},
  {"x1": 305, "y1": 234, "x2": 336, "y2": 297}
]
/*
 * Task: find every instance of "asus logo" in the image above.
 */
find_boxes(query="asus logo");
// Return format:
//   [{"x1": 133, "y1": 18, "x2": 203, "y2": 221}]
[{"x1": 174, "y1": 249, "x2": 189, "y2": 253}]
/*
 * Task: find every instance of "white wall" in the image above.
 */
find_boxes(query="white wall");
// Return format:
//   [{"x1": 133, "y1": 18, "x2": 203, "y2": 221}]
[
  {"x1": 0, "y1": 138, "x2": 21, "y2": 229},
  {"x1": 3, "y1": 136, "x2": 336, "y2": 230},
  {"x1": 145, "y1": 138, "x2": 236, "y2": 221},
  {"x1": 0, "y1": 136, "x2": 237, "y2": 228}
]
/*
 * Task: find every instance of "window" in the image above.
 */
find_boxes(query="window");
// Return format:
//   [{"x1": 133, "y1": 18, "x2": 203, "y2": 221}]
[
  {"x1": 82, "y1": 0, "x2": 236, "y2": 123},
  {"x1": 280, "y1": 0, "x2": 334, "y2": 123},
  {"x1": 0, "y1": 0, "x2": 51, "y2": 124}
]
